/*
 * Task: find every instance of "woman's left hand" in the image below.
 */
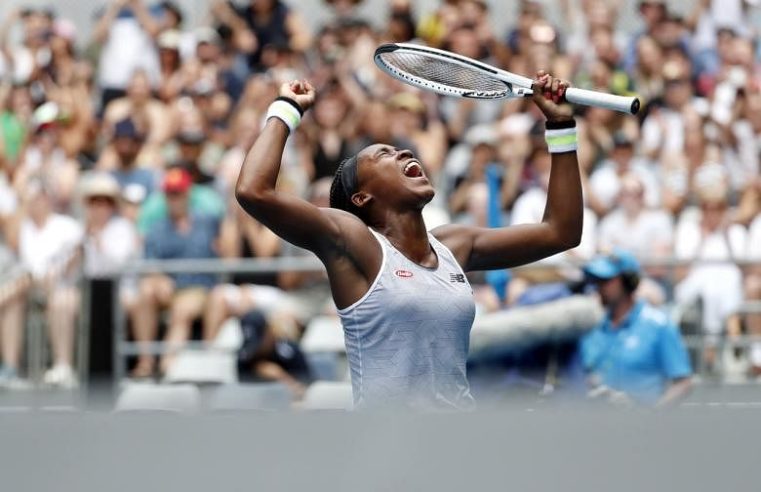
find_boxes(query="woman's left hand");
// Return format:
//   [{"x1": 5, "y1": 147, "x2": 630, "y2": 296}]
[{"x1": 531, "y1": 70, "x2": 574, "y2": 123}]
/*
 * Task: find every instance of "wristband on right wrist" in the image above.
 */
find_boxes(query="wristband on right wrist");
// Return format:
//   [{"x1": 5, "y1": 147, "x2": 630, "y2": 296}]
[{"x1": 266, "y1": 98, "x2": 303, "y2": 134}]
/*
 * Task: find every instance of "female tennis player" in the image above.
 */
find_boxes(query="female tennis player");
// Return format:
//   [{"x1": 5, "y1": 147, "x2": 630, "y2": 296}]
[{"x1": 235, "y1": 72, "x2": 582, "y2": 410}]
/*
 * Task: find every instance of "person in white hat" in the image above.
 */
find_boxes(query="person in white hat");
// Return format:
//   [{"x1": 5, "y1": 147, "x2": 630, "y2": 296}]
[{"x1": 81, "y1": 172, "x2": 139, "y2": 279}]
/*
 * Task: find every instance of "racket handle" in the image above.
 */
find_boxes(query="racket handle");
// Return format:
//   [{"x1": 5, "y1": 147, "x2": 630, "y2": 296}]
[{"x1": 564, "y1": 87, "x2": 640, "y2": 115}]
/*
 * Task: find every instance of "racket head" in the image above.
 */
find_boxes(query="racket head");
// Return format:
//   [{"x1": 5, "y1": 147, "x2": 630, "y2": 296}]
[{"x1": 374, "y1": 43, "x2": 531, "y2": 99}]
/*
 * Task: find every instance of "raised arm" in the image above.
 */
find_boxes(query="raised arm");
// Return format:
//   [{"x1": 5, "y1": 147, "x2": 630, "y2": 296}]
[
  {"x1": 234, "y1": 81, "x2": 363, "y2": 257},
  {"x1": 434, "y1": 72, "x2": 583, "y2": 271}
]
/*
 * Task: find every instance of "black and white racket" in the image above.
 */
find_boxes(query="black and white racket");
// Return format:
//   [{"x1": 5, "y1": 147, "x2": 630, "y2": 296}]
[{"x1": 374, "y1": 42, "x2": 640, "y2": 115}]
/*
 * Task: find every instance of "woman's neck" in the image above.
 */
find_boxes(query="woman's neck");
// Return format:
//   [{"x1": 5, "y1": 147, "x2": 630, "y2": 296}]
[{"x1": 375, "y1": 210, "x2": 434, "y2": 266}]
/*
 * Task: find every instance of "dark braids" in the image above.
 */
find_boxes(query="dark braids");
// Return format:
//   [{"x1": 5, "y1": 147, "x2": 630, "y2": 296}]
[{"x1": 329, "y1": 156, "x2": 365, "y2": 221}]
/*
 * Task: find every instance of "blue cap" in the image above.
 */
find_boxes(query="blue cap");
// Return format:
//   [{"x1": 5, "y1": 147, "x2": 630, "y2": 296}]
[{"x1": 584, "y1": 248, "x2": 640, "y2": 280}]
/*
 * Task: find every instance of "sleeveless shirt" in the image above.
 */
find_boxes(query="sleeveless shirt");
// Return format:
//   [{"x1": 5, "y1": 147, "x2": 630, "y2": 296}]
[{"x1": 337, "y1": 230, "x2": 477, "y2": 411}]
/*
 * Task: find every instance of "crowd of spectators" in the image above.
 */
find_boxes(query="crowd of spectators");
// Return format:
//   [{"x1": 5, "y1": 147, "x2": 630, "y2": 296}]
[{"x1": 0, "y1": 0, "x2": 759, "y2": 390}]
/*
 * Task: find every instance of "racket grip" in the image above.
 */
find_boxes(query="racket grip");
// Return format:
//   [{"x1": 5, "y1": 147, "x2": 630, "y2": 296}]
[{"x1": 564, "y1": 87, "x2": 640, "y2": 115}]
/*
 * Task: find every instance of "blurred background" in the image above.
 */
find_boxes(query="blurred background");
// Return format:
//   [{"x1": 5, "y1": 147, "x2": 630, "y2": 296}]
[{"x1": 0, "y1": 0, "x2": 759, "y2": 414}]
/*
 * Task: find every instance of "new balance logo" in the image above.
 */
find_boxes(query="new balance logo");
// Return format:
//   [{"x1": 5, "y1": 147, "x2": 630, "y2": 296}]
[{"x1": 449, "y1": 273, "x2": 466, "y2": 283}]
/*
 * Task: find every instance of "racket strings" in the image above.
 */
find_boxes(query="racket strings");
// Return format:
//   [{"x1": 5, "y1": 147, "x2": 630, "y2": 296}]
[{"x1": 378, "y1": 51, "x2": 509, "y2": 97}]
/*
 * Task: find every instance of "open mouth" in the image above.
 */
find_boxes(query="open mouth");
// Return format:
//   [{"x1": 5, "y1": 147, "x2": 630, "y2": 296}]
[{"x1": 403, "y1": 160, "x2": 424, "y2": 178}]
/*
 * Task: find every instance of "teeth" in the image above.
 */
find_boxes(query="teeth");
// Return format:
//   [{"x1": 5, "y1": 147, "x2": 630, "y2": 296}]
[{"x1": 404, "y1": 161, "x2": 421, "y2": 176}]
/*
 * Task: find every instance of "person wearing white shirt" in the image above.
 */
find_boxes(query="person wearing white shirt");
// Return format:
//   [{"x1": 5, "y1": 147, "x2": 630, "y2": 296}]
[
  {"x1": 597, "y1": 174, "x2": 674, "y2": 259},
  {"x1": 674, "y1": 170, "x2": 746, "y2": 368},
  {"x1": 508, "y1": 149, "x2": 597, "y2": 303},
  {"x1": 81, "y1": 173, "x2": 139, "y2": 278},
  {"x1": 18, "y1": 180, "x2": 83, "y2": 388},
  {"x1": 587, "y1": 133, "x2": 661, "y2": 217},
  {"x1": 745, "y1": 215, "x2": 761, "y2": 376}
]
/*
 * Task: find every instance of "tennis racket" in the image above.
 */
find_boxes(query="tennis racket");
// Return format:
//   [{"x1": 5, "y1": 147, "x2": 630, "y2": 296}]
[{"x1": 374, "y1": 43, "x2": 640, "y2": 115}]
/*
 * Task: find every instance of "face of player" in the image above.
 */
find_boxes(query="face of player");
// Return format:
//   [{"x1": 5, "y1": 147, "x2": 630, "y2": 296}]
[{"x1": 355, "y1": 144, "x2": 435, "y2": 212}]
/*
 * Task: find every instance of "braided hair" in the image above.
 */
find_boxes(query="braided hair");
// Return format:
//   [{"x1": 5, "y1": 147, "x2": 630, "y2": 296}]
[{"x1": 329, "y1": 155, "x2": 365, "y2": 221}]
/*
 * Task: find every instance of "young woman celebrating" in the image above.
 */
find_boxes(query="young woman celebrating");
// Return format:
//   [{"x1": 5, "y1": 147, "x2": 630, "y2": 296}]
[{"x1": 236, "y1": 72, "x2": 582, "y2": 411}]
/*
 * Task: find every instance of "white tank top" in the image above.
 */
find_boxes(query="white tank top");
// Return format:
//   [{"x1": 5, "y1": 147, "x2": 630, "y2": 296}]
[{"x1": 338, "y1": 229, "x2": 476, "y2": 411}]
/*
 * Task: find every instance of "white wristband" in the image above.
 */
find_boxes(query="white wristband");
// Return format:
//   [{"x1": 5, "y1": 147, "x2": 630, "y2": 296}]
[
  {"x1": 545, "y1": 127, "x2": 578, "y2": 154},
  {"x1": 266, "y1": 100, "x2": 302, "y2": 133}
]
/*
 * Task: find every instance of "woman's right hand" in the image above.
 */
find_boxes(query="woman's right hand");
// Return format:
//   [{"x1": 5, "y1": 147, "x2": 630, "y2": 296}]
[{"x1": 279, "y1": 80, "x2": 316, "y2": 112}]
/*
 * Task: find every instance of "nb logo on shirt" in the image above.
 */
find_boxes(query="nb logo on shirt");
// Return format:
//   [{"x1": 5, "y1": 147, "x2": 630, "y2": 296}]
[{"x1": 449, "y1": 273, "x2": 466, "y2": 283}]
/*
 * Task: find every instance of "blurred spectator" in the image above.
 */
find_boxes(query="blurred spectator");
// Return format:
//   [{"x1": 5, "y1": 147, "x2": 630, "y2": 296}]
[
  {"x1": 0, "y1": 83, "x2": 31, "y2": 170},
  {"x1": 674, "y1": 165, "x2": 747, "y2": 368},
  {"x1": 103, "y1": 70, "x2": 172, "y2": 163},
  {"x1": 100, "y1": 118, "x2": 156, "y2": 198},
  {"x1": 597, "y1": 173, "x2": 673, "y2": 260},
  {"x1": 80, "y1": 172, "x2": 139, "y2": 278},
  {"x1": 204, "y1": 179, "x2": 334, "y2": 341},
  {"x1": 14, "y1": 102, "x2": 79, "y2": 213},
  {"x1": 18, "y1": 179, "x2": 83, "y2": 388},
  {"x1": 137, "y1": 159, "x2": 224, "y2": 235},
  {"x1": 203, "y1": 201, "x2": 282, "y2": 341},
  {"x1": 130, "y1": 168, "x2": 221, "y2": 377},
  {"x1": 640, "y1": 64, "x2": 698, "y2": 160},
  {"x1": 745, "y1": 214, "x2": 761, "y2": 377},
  {"x1": 93, "y1": 0, "x2": 161, "y2": 110},
  {"x1": 581, "y1": 249, "x2": 692, "y2": 406},
  {"x1": 236, "y1": 309, "x2": 313, "y2": 399},
  {"x1": 301, "y1": 86, "x2": 356, "y2": 181},
  {"x1": 235, "y1": 0, "x2": 311, "y2": 72},
  {"x1": 587, "y1": 132, "x2": 660, "y2": 217}
]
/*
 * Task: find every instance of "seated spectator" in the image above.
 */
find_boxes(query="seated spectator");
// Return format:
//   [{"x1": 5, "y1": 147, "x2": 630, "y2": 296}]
[
  {"x1": 597, "y1": 174, "x2": 673, "y2": 258},
  {"x1": 13, "y1": 102, "x2": 80, "y2": 214},
  {"x1": 596, "y1": 173, "x2": 673, "y2": 304},
  {"x1": 586, "y1": 132, "x2": 660, "y2": 217},
  {"x1": 0, "y1": 271, "x2": 29, "y2": 389},
  {"x1": 103, "y1": 69, "x2": 172, "y2": 162},
  {"x1": 137, "y1": 162, "x2": 225, "y2": 235},
  {"x1": 236, "y1": 310, "x2": 313, "y2": 400},
  {"x1": 18, "y1": 180, "x2": 83, "y2": 388},
  {"x1": 101, "y1": 118, "x2": 157, "y2": 198},
  {"x1": 203, "y1": 199, "x2": 282, "y2": 341},
  {"x1": 744, "y1": 214, "x2": 761, "y2": 377},
  {"x1": 674, "y1": 165, "x2": 747, "y2": 368},
  {"x1": 204, "y1": 179, "x2": 334, "y2": 342},
  {"x1": 580, "y1": 249, "x2": 692, "y2": 406},
  {"x1": 0, "y1": 82, "x2": 31, "y2": 170},
  {"x1": 130, "y1": 168, "x2": 221, "y2": 377},
  {"x1": 80, "y1": 172, "x2": 139, "y2": 278},
  {"x1": 508, "y1": 148, "x2": 598, "y2": 303}
]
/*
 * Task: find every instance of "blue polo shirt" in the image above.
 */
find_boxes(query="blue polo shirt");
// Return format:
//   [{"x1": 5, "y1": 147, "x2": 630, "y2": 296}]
[
  {"x1": 580, "y1": 301, "x2": 691, "y2": 405},
  {"x1": 144, "y1": 214, "x2": 220, "y2": 289}
]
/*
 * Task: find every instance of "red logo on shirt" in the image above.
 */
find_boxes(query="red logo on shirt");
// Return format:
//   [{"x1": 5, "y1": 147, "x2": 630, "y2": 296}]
[{"x1": 394, "y1": 269, "x2": 414, "y2": 278}]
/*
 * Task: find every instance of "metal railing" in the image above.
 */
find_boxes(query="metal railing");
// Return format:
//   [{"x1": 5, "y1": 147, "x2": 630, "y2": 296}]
[{"x1": 2, "y1": 254, "x2": 760, "y2": 387}]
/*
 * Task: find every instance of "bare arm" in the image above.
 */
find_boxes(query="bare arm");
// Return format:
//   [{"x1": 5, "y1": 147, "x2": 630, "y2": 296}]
[
  {"x1": 285, "y1": 11, "x2": 311, "y2": 53},
  {"x1": 656, "y1": 377, "x2": 692, "y2": 408},
  {"x1": 0, "y1": 8, "x2": 20, "y2": 54},
  {"x1": 434, "y1": 72, "x2": 583, "y2": 271},
  {"x1": 129, "y1": 0, "x2": 161, "y2": 39},
  {"x1": 92, "y1": 0, "x2": 128, "y2": 44},
  {"x1": 235, "y1": 81, "x2": 381, "y2": 309},
  {"x1": 210, "y1": 0, "x2": 257, "y2": 54},
  {"x1": 234, "y1": 81, "x2": 372, "y2": 259}
]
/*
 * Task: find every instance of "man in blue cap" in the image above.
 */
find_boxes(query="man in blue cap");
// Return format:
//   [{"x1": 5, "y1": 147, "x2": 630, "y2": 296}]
[{"x1": 580, "y1": 249, "x2": 692, "y2": 406}]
